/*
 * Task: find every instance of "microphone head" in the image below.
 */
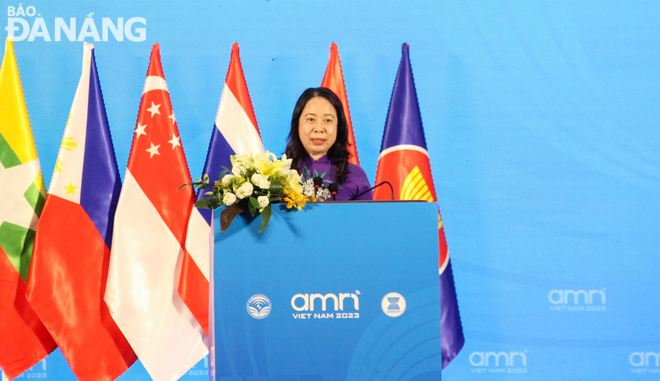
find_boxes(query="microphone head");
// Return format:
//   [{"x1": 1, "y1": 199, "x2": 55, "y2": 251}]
[
  {"x1": 328, "y1": 182, "x2": 339, "y2": 194},
  {"x1": 313, "y1": 176, "x2": 324, "y2": 188}
]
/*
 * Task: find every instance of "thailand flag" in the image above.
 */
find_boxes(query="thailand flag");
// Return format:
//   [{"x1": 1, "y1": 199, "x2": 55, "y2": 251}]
[
  {"x1": 374, "y1": 43, "x2": 465, "y2": 368},
  {"x1": 321, "y1": 42, "x2": 359, "y2": 165},
  {"x1": 180, "y1": 42, "x2": 264, "y2": 339},
  {"x1": 104, "y1": 43, "x2": 208, "y2": 381},
  {"x1": 25, "y1": 43, "x2": 136, "y2": 381}
]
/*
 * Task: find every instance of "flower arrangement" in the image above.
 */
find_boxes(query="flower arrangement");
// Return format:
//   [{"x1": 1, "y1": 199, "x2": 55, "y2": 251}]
[{"x1": 191, "y1": 151, "x2": 315, "y2": 233}]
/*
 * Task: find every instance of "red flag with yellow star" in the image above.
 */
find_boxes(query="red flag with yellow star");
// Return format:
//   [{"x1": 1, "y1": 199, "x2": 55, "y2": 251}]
[{"x1": 321, "y1": 42, "x2": 359, "y2": 165}]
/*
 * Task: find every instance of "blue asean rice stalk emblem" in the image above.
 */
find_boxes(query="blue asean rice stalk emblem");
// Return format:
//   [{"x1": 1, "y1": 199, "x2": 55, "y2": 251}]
[{"x1": 247, "y1": 294, "x2": 272, "y2": 319}]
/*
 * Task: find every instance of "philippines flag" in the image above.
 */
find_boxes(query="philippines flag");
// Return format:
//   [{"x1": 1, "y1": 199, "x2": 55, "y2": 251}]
[
  {"x1": 180, "y1": 42, "x2": 264, "y2": 337},
  {"x1": 321, "y1": 42, "x2": 359, "y2": 165},
  {"x1": 374, "y1": 43, "x2": 465, "y2": 368},
  {"x1": 25, "y1": 43, "x2": 136, "y2": 381},
  {"x1": 104, "y1": 43, "x2": 208, "y2": 380},
  {"x1": 0, "y1": 38, "x2": 56, "y2": 380}
]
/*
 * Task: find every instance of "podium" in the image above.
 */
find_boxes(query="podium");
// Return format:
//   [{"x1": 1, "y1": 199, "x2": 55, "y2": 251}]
[{"x1": 212, "y1": 202, "x2": 442, "y2": 380}]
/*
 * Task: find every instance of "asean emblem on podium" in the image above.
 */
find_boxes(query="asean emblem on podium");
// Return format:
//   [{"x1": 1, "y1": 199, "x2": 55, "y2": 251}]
[{"x1": 381, "y1": 292, "x2": 407, "y2": 318}]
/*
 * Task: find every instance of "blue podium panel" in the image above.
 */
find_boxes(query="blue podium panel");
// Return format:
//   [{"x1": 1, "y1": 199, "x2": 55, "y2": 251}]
[{"x1": 212, "y1": 202, "x2": 442, "y2": 381}]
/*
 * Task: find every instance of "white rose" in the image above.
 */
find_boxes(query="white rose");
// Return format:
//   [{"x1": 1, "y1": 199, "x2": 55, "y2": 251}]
[
  {"x1": 257, "y1": 195, "x2": 270, "y2": 208},
  {"x1": 235, "y1": 182, "x2": 254, "y2": 199},
  {"x1": 223, "y1": 192, "x2": 237, "y2": 206},
  {"x1": 251, "y1": 173, "x2": 270, "y2": 189},
  {"x1": 231, "y1": 164, "x2": 246, "y2": 176},
  {"x1": 221, "y1": 174, "x2": 234, "y2": 185}
]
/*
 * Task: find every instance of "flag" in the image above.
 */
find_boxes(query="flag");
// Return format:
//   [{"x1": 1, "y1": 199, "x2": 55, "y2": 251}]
[
  {"x1": 24, "y1": 43, "x2": 136, "y2": 381},
  {"x1": 321, "y1": 42, "x2": 359, "y2": 165},
  {"x1": 0, "y1": 39, "x2": 56, "y2": 380},
  {"x1": 104, "y1": 43, "x2": 208, "y2": 381},
  {"x1": 180, "y1": 42, "x2": 264, "y2": 336},
  {"x1": 374, "y1": 43, "x2": 465, "y2": 368}
]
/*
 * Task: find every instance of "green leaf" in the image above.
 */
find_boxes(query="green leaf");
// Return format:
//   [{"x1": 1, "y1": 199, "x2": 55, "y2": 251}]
[
  {"x1": 269, "y1": 182, "x2": 282, "y2": 194},
  {"x1": 249, "y1": 196, "x2": 260, "y2": 210},
  {"x1": 195, "y1": 198, "x2": 218, "y2": 209},
  {"x1": 257, "y1": 204, "x2": 272, "y2": 233},
  {"x1": 248, "y1": 196, "x2": 259, "y2": 216},
  {"x1": 178, "y1": 182, "x2": 195, "y2": 191}
]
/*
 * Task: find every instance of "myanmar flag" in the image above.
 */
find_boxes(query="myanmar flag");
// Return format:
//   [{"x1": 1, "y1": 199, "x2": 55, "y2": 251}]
[{"x1": 0, "y1": 39, "x2": 56, "y2": 380}]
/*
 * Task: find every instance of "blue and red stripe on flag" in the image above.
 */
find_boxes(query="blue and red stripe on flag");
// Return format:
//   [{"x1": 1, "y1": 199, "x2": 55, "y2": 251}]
[
  {"x1": 25, "y1": 44, "x2": 135, "y2": 381},
  {"x1": 181, "y1": 42, "x2": 264, "y2": 338}
]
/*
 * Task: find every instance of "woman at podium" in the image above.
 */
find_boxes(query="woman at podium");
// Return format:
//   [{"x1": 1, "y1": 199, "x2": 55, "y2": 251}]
[{"x1": 285, "y1": 87, "x2": 373, "y2": 201}]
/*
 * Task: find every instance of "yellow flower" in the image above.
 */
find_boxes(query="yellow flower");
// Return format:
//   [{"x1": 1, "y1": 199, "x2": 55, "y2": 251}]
[
  {"x1": 252, "y1": 152, "x2": 291, "y2": 179},
  {"x1": 281, "y1": 170, "x2": 302, "y2": 193},
  {"x1": 283, "y1": 191, "x2": 310, "y2": 210}
]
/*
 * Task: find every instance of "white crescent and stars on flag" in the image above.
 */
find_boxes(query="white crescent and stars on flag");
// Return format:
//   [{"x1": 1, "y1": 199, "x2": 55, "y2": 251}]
[
  {"x1": 135, "y1": 100, "x2": 181, "y2": 158},
  {"x1": 128, "y1": 72, "x2": 194, "y2": 243}
]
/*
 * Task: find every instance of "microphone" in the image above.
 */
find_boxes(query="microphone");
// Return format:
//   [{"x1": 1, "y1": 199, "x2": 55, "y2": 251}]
[
  {"x1": 354, "y1": 181, "x2": 394, "y2": 200},
  {"x1": 328, "y1": 182, "x2": 338, "y2": 201},
  {"x1": 313, "y1": 176, "x2": 323, "y2": 197}
]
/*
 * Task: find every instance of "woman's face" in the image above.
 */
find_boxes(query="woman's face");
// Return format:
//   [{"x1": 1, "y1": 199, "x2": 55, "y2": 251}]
[{"x1": 298, "y1": 96, "x2": 338, "y2": 160}]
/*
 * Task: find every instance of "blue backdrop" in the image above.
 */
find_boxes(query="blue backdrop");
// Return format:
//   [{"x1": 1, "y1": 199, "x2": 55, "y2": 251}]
[{"x1": 2, "y1": 1, "x2": 660, "y2": 380}]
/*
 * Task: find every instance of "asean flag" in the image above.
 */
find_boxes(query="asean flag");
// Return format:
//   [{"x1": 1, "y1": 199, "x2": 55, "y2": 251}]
[
  {"x1": 104, "y1": 43, "x2": 208, "y2": 381},
  {"x1": 181, "y1": 42, "x2": 264, "y2": 337},
  {"x1": 374, "y1": 43, "x2": 465, "y2": 368},
  {"x1": 24, "y1": 43, "x2": 136, "y2": 381}
]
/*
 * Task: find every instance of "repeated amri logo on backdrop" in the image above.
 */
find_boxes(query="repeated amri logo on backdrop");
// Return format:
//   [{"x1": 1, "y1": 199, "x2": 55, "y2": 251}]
[
  {"x1": 548, "y1": 288, "x2": 606, "y2": 311},
  {"x1": 185, "y1": 356, "x2": 209, "y2": 378},
  {"x1": 5, "y1": 4, "x2": 146, "y2": 41},
  {"x1": 469, "y1": 350, "x2": 528, "y2": 375},
  {"x1": 630, "y1": 351, "x2": 660, "y2": 375}
]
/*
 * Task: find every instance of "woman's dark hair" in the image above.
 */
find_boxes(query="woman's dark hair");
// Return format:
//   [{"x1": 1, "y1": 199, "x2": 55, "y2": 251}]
[{"x1": 285, "y1": 87, "x2": 351, "y2": 184}]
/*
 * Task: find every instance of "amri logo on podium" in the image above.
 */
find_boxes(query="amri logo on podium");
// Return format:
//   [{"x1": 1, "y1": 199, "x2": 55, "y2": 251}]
[
  {"x1": 5, "y1": 5, "x2": 146, "y2": 42},
  {"x1": 290, "y1": 291, "x2": 361, "y2": 320}
]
